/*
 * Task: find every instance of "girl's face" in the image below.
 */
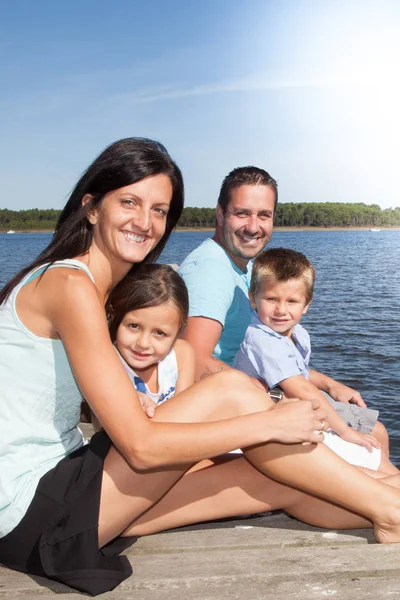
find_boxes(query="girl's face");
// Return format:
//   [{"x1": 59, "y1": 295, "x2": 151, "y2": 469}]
[
  {"x1": 87, "y1": 174, "x2": 173, "y2": 267},
  {"x1": 115, "y1": 301, "x2": 181, "y2": 372}
]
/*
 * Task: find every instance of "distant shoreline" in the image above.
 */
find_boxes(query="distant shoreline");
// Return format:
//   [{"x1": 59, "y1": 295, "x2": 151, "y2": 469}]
[
  {"x1": 175, "y1": 226, "x2": 400, "y2": 232},
  {"x1": 1, "y1": 226, "x2": 400, "y2": 234}
]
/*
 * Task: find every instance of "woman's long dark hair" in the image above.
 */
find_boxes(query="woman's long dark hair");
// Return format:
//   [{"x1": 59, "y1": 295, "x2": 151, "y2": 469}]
[{"x1": 0, "y1": 138, "x2": 184, "y2": 304}]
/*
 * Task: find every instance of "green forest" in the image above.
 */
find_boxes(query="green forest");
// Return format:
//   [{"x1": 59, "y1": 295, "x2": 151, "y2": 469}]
[{"x1": 1, "y1": 203, "x2": 400, "y2": 231}]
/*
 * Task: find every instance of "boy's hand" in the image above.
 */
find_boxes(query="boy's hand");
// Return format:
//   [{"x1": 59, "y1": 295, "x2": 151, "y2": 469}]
[
  {"x1": 329, "y1": 382, "x2": 367, "y2": 408},
  {"x1": 340, "y1": 427, "x2": 380, "y2": 452}
]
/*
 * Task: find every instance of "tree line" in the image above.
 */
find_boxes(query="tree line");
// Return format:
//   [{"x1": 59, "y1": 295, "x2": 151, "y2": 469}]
[{"x1": 1, "y1": 203, "x2": 400, "y2": 231}]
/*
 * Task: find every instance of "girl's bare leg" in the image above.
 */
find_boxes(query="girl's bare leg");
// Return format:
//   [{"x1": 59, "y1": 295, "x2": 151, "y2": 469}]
[{"x1": 98, "y1": 371, "x2": 400, "y2": 546}]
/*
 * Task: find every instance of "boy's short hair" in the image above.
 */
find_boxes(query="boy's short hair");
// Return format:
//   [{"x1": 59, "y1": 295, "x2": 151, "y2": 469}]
[{"x1": 250, "y1": 248, "x2": 316, "y2": 304}]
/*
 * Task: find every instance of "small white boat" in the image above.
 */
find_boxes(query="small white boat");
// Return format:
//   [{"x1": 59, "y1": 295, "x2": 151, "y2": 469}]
[
  {"x1": 369, "y1": 228, "x2": 380, "y2": 232},
  {"x1": 6, "y1": 230, "x2": 15, "y2": 234}
]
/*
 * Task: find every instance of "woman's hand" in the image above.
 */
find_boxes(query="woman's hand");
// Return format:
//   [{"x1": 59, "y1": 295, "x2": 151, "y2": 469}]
[{"x1": 266, "y1": 397, "x2": 328, "y2": 445}]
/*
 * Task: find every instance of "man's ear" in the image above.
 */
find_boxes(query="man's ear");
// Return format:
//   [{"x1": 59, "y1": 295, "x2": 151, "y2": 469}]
[
  {"x1": 249, "y1": 291, "x2": 257, "y2": 311},
  {"x1": 216, "y1": 204, "x2": 224, "y2": 227},
  {"x1": 302, "y1": 301, "x2": 311, "y2": 316},
  {"x1": 82, "y1": 194, "x2": 98, "y2": 225}
]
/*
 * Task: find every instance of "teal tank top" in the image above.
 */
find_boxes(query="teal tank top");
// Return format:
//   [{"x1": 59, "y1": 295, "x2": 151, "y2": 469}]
[{"x1": 0, "y1": 259, "x2": 95, "y2": 537}]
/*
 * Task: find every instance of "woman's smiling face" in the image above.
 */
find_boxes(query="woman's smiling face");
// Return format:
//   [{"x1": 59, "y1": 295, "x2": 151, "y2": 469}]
[{"x1": 87, "y1": 173, "x2": 173, "y2": 266}]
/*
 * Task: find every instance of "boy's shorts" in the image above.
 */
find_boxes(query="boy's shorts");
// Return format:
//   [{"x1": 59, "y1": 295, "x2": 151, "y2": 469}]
[{"x1": 321, "y1": 392, "x2": 379, "y2": 434}]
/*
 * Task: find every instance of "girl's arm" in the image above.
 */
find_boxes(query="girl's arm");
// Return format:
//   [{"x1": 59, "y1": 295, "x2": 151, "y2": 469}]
[
  {"x1": 174, "y1": 339, "x2": 196, "y2": 394},
  {"x1": 45, "y1": 270, "x2": 326, "y2": 470}
]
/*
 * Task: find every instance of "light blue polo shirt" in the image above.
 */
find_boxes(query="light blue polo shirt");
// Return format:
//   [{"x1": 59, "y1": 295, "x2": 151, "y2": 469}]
[
  {"x1": 179, "y1": 238, "x2": 252, "y2": 366},
  {"x1": 234, "y1": 311, "x2": 311, "y2": 388}
]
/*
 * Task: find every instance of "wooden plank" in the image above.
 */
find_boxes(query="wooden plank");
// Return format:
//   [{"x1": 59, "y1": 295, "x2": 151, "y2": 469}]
[{"x1": 1, "y1": 514, "x2": 399, "y2": 599}]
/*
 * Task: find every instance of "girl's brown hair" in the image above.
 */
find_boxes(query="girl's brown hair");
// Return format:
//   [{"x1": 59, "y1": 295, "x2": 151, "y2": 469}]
[{"x1": 107, "y1": 264, "x2": 189, "y2": 342}]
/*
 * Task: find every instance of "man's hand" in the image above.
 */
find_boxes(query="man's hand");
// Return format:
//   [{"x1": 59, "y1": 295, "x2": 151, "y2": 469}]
[
  {"x1": 137, "y1": 392, "x2": 157, "y2": 418},
  {"x1": 329, "y1": 381, "x2": 367, "y2": 408},
  {"x1": 339, "y1": 426, "x2": 380, "y2": 452}
]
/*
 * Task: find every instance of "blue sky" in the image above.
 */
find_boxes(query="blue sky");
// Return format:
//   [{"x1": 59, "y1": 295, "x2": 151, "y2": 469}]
[{"x1": 1, "y1": 0, "x2": 400, "y2": 210}]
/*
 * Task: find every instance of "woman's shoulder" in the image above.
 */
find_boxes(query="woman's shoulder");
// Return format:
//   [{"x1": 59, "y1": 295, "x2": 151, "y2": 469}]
[
  {"x1": 40, "y1": 265, "x2": 97, "y2": 300},
  {"x1": 37, "y1": 263, "x2": 102, "y2": 328}
]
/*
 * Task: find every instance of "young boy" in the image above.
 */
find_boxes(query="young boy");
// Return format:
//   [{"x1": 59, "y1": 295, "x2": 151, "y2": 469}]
[{"x1": 234, "y1": 248, "x2": 395, "y2": 472}]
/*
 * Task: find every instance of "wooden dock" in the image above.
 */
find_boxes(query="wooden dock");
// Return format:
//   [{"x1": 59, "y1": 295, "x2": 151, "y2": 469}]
[{"x1": 2, "y1": 511, "x2": 400, "y2": 599}]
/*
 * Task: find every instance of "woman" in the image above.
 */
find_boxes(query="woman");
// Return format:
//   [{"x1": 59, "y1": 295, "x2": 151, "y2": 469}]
[{"x1": 1, "y1": 137, "x2": 400, "y2": 596}]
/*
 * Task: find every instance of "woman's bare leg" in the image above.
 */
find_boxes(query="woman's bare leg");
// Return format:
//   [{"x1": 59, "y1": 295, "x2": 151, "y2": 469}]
[
  {"x1": 124, "y1": 457, "x2": 400, "y2": 537},
  {"x1": 122, "y1": 454, "x2": 370, "y2": 536},
  {"x1": 242, "y1": 439, "x2": 400, "y2": 543},
  {"x1": 379, "y1": 452, "x2": 399, "y2": 475},
  {"x1": 373, "y1": 421, "x2": 391, "y2": 460},
  {"x1": 98, "y1": 371, "x2": 271, "y2": 546},
  {"x1": 98, "y1": 371, "x2": 400, "y2": 546}
]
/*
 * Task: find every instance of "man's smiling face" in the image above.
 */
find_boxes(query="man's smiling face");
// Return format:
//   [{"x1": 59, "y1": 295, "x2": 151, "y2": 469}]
[{"x1": 216, "y1": 184, "x2": 275, "y2": 271}]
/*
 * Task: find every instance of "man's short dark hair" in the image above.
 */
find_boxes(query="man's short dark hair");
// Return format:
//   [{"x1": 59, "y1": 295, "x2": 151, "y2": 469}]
[{"x1": 217, "y1": 166, "x2": 278, "y2": 213}]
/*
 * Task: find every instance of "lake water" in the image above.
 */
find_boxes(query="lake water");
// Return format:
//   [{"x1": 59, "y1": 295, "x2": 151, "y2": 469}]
[{"x1": 1, "y1": 230, "x2": 400, "y2": 462}]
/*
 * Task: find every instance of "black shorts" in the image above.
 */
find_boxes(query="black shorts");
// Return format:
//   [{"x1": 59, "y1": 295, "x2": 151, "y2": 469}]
[{"x1": 0, "y1": 431, "x2": 137, "y2": 596}]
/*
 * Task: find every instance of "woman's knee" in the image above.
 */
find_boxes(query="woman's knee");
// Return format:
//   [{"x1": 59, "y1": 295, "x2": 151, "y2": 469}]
[{"x1": 212, "y1": 369, "x2": 272, "y2": 415}]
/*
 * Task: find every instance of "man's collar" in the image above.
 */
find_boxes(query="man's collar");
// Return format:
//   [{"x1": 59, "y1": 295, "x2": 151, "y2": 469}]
[{"x1": 210, "y1": 237, "x2": 250, "y2": 275}]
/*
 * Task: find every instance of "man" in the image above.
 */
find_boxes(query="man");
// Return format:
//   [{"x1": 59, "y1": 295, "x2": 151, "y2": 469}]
[
  {"x1": 179, "y1": 166, "x2": 391, "y2": 456},
  {"x1": 179, "y1": 166, "x2": 277, "y2": 380}
]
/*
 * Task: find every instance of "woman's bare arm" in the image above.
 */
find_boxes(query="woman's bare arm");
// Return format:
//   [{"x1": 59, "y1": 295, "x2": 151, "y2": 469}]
[{"x1": 43, "y1": 270, "x2": 326, "y2": 470}]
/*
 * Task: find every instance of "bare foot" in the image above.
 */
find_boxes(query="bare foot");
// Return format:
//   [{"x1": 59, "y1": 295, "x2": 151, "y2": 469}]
[
  {"x1": 374, "y1": 522, "x2": 400, "y2": 544},
  {"x1": 374, "y1": 491, "x2": 400, "y2": 543}
]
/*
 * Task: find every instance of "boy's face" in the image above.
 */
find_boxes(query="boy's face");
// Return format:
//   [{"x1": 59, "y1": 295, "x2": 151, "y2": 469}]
[{"x1": 250, "y1": 278, "x2": 310, "y2": 337}]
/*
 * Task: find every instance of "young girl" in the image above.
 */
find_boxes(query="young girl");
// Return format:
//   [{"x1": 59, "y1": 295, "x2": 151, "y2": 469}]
[{"x1": 108, "y1": 264, "x2": 195, "y2": 407}]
